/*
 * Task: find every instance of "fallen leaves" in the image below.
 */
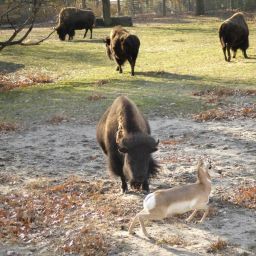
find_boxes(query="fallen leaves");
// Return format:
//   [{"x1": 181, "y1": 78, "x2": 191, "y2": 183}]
[
  {"x1": 0, "y1": 122, "x2": 18, "y2": 133},
  {"x1": 221, "y1": 184, "x2": 256, "y2": 209},
  {"x1": 0, "y1": 176, "x2": 140, "y2": 254},
  {"x1": 47, "y1": 114, "x2": 69, "y2": 125},
  {"x1": 193, "y1": 105, "x2": 256, "y2": 122},
  {"x1": 207, "y1": 238, "x2": 228, "y2": 253},
  {"x1": 87, "y1": 94, "x2": 107, "y2": 101},
  {"x1": 0, "y1": 72, "x2": 54, "y2": 92}
]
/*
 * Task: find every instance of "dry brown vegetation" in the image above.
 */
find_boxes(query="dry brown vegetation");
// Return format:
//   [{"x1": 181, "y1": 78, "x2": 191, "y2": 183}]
[
  {"x1": 193, "y1": 88, "x2": 256, "y2": 98},
  {"x1": 193, "y1": 105, "x2": 256, "y2": 121},
  {"x1": 0, "y1": 73, "x2": 54, "y2": 92},
  {"x1": 87, "y1": 94, "x2": 107, "y2": 101},
  {"x1": 222, "y1": 185, "x2": 256, "y2": 209},
  {"x1": 47, "y1": 114, "x2": 69, "y2": 125},
  {"x1": 156, "y1": 235, "x2": 188, "y2": 247},
  {"x1": 0, "y1": 122, "x2": 18, "y2": 133},
  {"x1": 0, "y1": 176, "x2": 140, "y2": 254},
  {"x1": 207, "y1": 238, "x2": 228, "y2": 253}
]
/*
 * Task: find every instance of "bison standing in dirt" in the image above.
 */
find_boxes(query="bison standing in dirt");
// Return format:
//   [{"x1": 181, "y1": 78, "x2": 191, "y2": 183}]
[
  {"x1": 219, "y1": 12, "x2": 249, "y2": 61},
  {"x1": 96, "y1": 96, "x2": 159, "y2": 193},
  {"x1": 104, "y1": 26, "x2": 140, "y2": 76},
  {"x1": 55, "y1": 7, "x2": 95, "y2": 41}
]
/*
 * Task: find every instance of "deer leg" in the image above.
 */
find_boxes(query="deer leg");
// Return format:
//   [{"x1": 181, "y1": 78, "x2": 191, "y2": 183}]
[
  {"x1": 199, "y1": 206, "x2": 209, "y2": 223},
  {"x1": 129, "y1": 210, "x2": 151, "y2": 238},
  {"x1": 186, "y1": 209, "x2": 198, "y2": 222}
]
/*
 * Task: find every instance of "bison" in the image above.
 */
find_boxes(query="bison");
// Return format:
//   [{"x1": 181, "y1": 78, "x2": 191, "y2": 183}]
[
  {"x1": 219, "y1": 12, "x2": 249, "y2": 62},
  {"x1": 96, "y1": 96, "x2": 159, "y2": 193},
  {"x1": 55, "y1": 7, "x2": 95, "y2": 41},
  {"x1": 104, "y1": 26, "x2": 140, "y2": 76}
]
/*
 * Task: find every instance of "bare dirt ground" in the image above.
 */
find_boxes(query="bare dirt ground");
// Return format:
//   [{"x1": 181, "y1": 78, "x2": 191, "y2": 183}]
[{"x1": 0, "y1": 117, "x2": 255, "y2": 256}]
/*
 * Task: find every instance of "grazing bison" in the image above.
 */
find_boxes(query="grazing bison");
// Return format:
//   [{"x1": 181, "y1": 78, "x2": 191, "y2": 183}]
[
  {"x1": 219, "y1": 12, "x2": 249, "y2": 61},
  {"x1": 104, "y1": 26, "x2": 140, "y2": 76},
  {"x1": 55, "y1": 7, "x2": 95, "y2": 41},
  {"x1": 96, "y1": 96, "x2": 159, "y2": 193}
]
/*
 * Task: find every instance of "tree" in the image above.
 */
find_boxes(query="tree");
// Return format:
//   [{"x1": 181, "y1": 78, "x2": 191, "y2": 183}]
[
  {"x1": 195, "y1": 0, "x2": 205, "y2": 15},
  {"x1": 102, "y1": 0, "x2": 111, "y2": 26},
  {"x1": 0, "y1": 0, "x2": 54, "y2": 51}
]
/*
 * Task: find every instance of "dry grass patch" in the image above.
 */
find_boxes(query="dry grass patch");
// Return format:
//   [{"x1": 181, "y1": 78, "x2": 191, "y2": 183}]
[
  {"x1": 193, "y1": 88, "x2": 256, "y2": 98},
  {"x1": 156, "y1": 235, "x2": 187, "y2": 247},
  {"x1": 47, "y1": 114, "x2": 69, "y2": 125},
  {"x1": 0, "y1": 176, "x2": 141, "y2": 254},
  {"x1": 87, "y1": 94, "x2": 107, "y2": 101},
  {"x1": 0, "y1": 73, "x2": 54, "y2": 92},
  {"x1": 193, "y1": 105, "x2": 256, "y2": 121},
  {"x1": 0, "y1": 122, "x2": 18, "y2": 133},
  {"x1": 222, "y1": 185, "x2": 256, "y2": 209},
  {"x1": 95, "y1": 79, "x2": 109, "y2": 87},
  {"x1": 161, "y1": 139, "x2": 183, "y2": 145},
  {"x1": 207, "y1": 238, "x2": 228, "y2": 253}
]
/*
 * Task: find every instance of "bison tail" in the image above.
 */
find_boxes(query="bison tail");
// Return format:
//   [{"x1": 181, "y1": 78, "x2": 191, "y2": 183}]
[
  {"x1": 148, "y1": 158, "x2": 160, "y2": 178},
  {"x1": 220, "y1": 36, "x2": 226, "y2": 48}
]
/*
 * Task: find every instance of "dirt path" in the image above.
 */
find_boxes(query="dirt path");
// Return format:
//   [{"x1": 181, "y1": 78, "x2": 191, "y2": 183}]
[{"x1": 0, "y1": 118, "x2": 255, "y2": 255}]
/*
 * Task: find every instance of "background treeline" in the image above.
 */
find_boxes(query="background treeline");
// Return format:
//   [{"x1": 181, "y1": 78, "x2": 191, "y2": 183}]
[{"x1": 0, "y1": 0, "x2": 256, "y2": 25}]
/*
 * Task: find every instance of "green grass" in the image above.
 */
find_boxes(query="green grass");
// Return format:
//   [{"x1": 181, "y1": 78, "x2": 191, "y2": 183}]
[{"x1": 0, "y1": 17, "x2": 256, "y2": 124}]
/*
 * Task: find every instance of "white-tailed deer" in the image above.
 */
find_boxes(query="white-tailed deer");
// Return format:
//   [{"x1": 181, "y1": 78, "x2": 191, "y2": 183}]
[{"x1": 128, "y1": 159, "x2": 218, "y2": 238}]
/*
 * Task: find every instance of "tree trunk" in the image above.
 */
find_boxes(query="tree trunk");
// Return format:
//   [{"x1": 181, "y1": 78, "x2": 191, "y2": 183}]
[
  {"x1": 195, "y1": 0, "x2": 205, "y2": 15},
  {"x1": 81, "y1": 0, "x2": 87, "y2": 8},
  {"x1": 117, "y1": 0, "x2": 121, "y2": 16},
  {"x1": 163, "y1": 0, "x2": 166, "y2": 16},
  {"x1": 102, "y1": 0, "x2": 111, "y2": 26}
]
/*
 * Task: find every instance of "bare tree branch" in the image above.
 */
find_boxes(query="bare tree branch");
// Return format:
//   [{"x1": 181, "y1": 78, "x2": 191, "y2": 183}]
[{"x1": 0, "y1": 0, "x2": 53, "y2": 51}]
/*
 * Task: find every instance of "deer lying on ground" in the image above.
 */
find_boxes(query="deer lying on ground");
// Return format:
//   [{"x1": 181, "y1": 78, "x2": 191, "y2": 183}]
[{"x1": 128, "y1": 159, "x2": 218, "y2": 238}]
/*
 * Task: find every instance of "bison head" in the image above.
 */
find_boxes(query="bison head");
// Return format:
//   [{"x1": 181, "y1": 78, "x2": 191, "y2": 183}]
[
  {"x1": 56, "y1": 26, "x2": 67, "y2": 41},
  {"x1": 116, "y1": 132, "x2": 159, "y2": 189}
]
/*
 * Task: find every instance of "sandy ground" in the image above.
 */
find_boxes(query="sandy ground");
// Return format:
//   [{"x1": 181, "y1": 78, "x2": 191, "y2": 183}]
[{"x1": 0, "y1": 117, "x2": 255, "y2": 255}]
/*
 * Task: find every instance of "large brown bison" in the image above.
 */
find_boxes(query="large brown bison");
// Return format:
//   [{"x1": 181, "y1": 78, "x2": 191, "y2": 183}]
[
  {"x1": 55, "y1": 7, "x2": 95, "y2": 41},
  {"x1": 104, "y1": 26, "x2": 140, "y2": 76},
  {"x1": 219, "y1": 12, "x2": 249, "y2": 61},
  {"x1": 96, "y1": 96, "x2": 159, "y2": 193}
]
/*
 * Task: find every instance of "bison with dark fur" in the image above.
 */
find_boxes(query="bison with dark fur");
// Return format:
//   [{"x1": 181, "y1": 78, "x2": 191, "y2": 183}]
[
  {"x1": 104, "y1": 26, "x2": 140, "y2": 76},
  {"x1": 96, "y1": 96, "x2": 159, "y2": 193},
  {"x1": 56, "y1": 7, "x2": 95, "y2": 41},
  {"x1": 219, "y1": 12, "x2": 249, "y2": 61}
]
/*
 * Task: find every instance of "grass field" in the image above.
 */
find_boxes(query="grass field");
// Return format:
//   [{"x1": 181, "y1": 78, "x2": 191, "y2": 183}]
[{"x1": 1, "y1": 16, "x2": 256, "y2": 125}]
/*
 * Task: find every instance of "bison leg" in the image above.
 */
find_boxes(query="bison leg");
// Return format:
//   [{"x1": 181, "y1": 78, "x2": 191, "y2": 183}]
[
  {"x1": 142, "y1": 180, "x2": 149, "y2": 193},
  {"x1": 90, "y1": 28, "x2": 93, "y2": 39},
  {"x1": 118, "y1": 65, "x2": 123, "y2": 73},
  {"x1": 68, "y1": 30, "x2": 75, "y2": 41},
  {"x1": 108, "y1": 153, "x2": 127, "y2": 193},
  {"x1": 233, "y1": 50, "x2": 237, "y2": 58},
  {"x1": 116, "y1": 66, "x2": 122, "y2": 73},
  {"x1": 227, "y1": 45, "x2": 231, "y2": 62},
  {"x1": 121, "y1": 175, "x2": 128, "y2": 193},
  {"x1": 83, "y1": 29, "x2": 88, "y2": 38},
  {"x1": 243, "y1": 49, "x2": 248, "y2": 59},
  {"x1": 222, "y1": 46, "x2": 228, "y2": 61},
  {"x1": 127, "y1": 57, "x2": 135, "y2": 76}
]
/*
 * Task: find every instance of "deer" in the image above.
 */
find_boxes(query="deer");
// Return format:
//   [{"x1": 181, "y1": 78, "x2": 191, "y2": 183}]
[{"x1": 128, "y1": 159, "x2": 219, "y2": 238}]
